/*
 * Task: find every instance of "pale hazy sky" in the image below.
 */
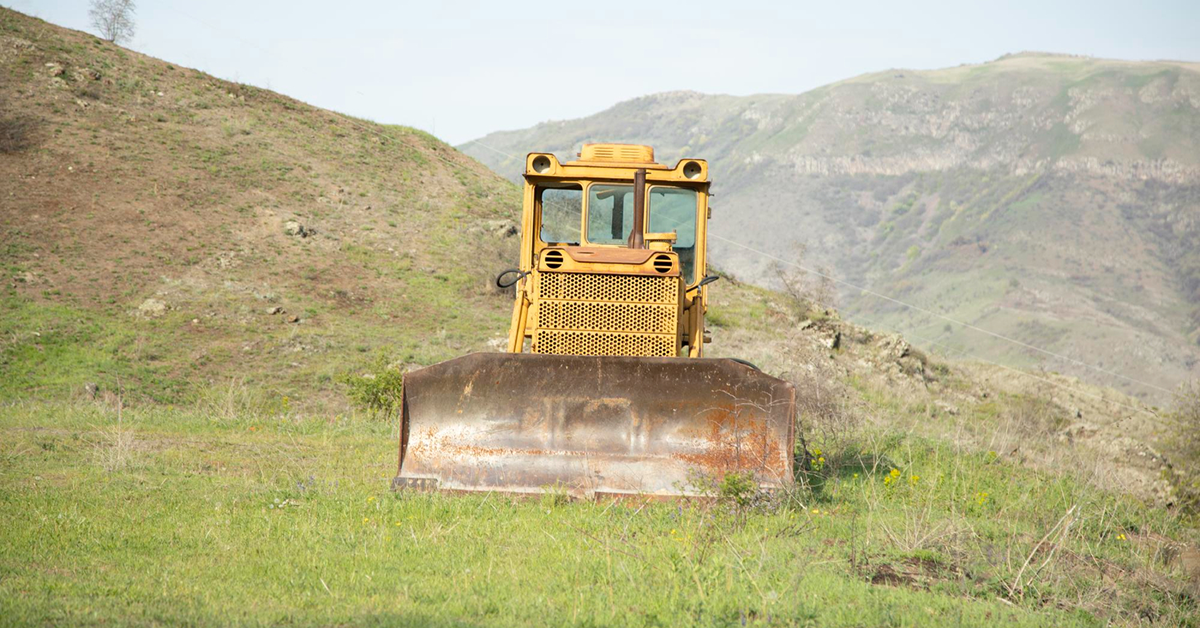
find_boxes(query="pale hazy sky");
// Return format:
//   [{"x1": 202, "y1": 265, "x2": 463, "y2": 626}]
[{"x1": 12, "y1": 0, "x2": 1200, "y2": 144}]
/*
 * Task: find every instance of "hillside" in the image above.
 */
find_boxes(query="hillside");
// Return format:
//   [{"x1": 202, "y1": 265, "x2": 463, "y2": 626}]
[
  {"x1": 463, "y1": 53, "x2": 1200, "y2": 402},
  {"x1": 1, "y1": 10, "x2": 1198, "y2": 626},
  {"x1": 1, "y1": 7, "x2": 523, "y2": 408}
]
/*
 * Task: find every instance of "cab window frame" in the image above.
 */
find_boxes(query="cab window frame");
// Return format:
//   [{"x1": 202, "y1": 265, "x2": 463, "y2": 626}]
[{"x1": 535, "y1": 182, "x2": 584, "y2": 246}]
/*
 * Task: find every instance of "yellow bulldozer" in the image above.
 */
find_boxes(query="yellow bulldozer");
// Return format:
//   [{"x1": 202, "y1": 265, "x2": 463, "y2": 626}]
[{"x1": 393, "y1": 144, "x2": 796, "y2": 498}]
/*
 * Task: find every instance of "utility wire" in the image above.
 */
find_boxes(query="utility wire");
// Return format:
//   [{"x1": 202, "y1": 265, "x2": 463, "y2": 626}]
[
  {"x1": 463, "y1": 138, "x2": 519, "y2": 160},
  {"x1": 712, "y1": 234, "x2": 1173, "y2": 396},
  {"x1": 861, "y1": 317, "x2": 1159, "y2": 419}
]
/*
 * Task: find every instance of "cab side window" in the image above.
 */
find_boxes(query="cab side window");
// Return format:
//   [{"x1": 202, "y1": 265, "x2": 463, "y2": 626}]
[
  {"x1": 538, "y1": 184, "x2": 583, "y2": 245},
  {"x1": 649, "y1": 187, "x2": 698, "y2": 284}
]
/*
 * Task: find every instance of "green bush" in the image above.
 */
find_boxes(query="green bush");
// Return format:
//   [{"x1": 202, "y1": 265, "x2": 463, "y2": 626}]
[
  {"x1": 340, "y1": 356, "x2": 404, "y2": 418},
  {"x1": 718, "y1": 471, "x2": 757, "y2": 507}
]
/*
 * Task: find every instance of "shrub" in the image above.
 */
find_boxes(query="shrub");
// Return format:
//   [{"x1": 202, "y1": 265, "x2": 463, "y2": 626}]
[
  {"x1": 340, "y1": 356, "x2": 405, "y2": 418},
  {"x1": 0, "y1": 116, "x2": 36, "y2": 153},
  {"x1": 718, "y1": 471, "x2": 757, "y2": 507}
]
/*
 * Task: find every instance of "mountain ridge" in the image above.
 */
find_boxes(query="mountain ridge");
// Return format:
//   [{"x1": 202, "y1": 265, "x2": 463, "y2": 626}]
[{"x1": 462, "y1": 53, "x2": 1200, "y2": 401}]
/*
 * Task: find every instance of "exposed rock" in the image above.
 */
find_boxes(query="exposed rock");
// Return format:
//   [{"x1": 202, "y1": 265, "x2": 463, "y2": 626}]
[
  {"x1": 1058, "y1": 421, "x2": 1098, "y2": 443},
  {"x1": 83, "y1": 382, "x2": 98, "y2": 399},
  {"x1": 70, "y1": 67, "x2": 100, "y2": 82},
  {"x1": 266, "y1": 306, "x2": 283, "y2": 315},
  {"x1": 820, "y1": 329, "x2": 841, "y2": 350},
  {"x1": 45, "y1": 62, "x2": 64, "y2": 77},
  {"x1": 877, "y1": 334, "x2": 911, "y2": 362},
  {"x1": 288, "y1": 315, "x2": 300, "y2": 323},
  {"x1": 934, "y1": 400, "x2": 959, "y2": 416},
  {"x1": 488, "y1": 219, "x2": 519, "y2": 238},
  {"x1": 284, "y1": 221, "x2": 310, "y2": 237},
  {"x1": 137, "y1": 298, "x2": 168, "y2": 318}
]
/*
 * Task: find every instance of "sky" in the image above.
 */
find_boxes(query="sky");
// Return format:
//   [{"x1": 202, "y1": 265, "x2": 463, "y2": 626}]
[{"x1": 12, "y1": 0, "x2": 1200, "y2": 145}]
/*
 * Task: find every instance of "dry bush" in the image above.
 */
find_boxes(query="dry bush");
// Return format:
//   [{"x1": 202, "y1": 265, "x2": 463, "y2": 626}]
[
  {"x1": 97, "y1": 424, "x2": 135, "y2": 472},
  {"x1": 95, "y1": 389, "x2": 135, "y2": 472},
  {"x1": 1166, "y1": 382, "x2": 1200, "y2": 514},
  {"x1": 772, "y1": 243, "x2": 837, "y2": 323},
  {"x1": 794, "y1": 369, "x2": 859, "y2": 450},
  {"x1": 0, "y1": 116, "x2": 37, "y2": 154}
]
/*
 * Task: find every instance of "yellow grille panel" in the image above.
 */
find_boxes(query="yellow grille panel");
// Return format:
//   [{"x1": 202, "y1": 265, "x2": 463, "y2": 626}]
[
  {"x1": 539, "y1": 273, "x2": 676, "y2": 304},
  {"x1": 535, "y1": 330, "x2": 675, "y2": 357},
  {"x1": 532, "y1": 272, "x2": 679, "y2": 357},
  {"x1": 535, "y1": 301, "x2": 676, "y2": 334}
]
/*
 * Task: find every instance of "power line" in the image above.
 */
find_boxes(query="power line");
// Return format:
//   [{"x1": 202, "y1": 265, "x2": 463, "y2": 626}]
[
  {"x1": 712, "y1": 234, "x2": 1173, "y2": 396},
  {"x1": 866, "y1": 318, "x2": 1159, "y2": 419}
]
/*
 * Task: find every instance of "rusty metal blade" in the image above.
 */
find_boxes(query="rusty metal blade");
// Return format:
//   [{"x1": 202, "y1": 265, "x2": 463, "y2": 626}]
[{"x1": 393, "y1": 353, "x2": 795, "y2": 498}]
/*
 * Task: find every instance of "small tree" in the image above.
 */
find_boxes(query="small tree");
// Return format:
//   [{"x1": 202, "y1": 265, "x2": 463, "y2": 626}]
[{"x1": 89, "y1": 0, "x2": 136, "y2": 45}]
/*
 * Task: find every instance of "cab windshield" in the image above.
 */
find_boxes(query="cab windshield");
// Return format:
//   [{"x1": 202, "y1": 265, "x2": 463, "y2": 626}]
[{"x1": 537, "y1": 182, "x2": 700, "y2": 284}]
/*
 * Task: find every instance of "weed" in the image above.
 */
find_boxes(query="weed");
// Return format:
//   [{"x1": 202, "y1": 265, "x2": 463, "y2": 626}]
[{"x1": 0, "y1": 115, "x2": 37, "y2": 153}]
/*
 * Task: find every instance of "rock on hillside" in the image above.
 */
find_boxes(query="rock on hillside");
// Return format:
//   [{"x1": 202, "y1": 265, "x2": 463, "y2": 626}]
[{"x1": 463, "y1": 53, "x2": 1200, "y2": 402}]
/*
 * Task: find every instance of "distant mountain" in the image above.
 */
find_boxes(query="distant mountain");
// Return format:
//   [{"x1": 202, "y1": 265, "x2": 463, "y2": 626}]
[{"x1": 462, "y1": 53, "x2": 1200, "y2": 400}]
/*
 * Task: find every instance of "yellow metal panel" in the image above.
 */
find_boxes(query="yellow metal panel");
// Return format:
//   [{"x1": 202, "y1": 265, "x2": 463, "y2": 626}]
[
  {"x1": 537, "y1": 272, "x2": 677, "y2": 304},
  {"x1": 530, "y1": 271, "x2": 680, "y2": 357},
  {"x1": 534, "y1": 329, "x2": 676, "y2": 358},
  {"x1": 577, "y1": 143, "x2": 655, "y2": 164}
]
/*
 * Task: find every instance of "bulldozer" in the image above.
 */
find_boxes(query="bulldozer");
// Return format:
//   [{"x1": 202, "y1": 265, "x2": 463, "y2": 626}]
[{"x1": 393, "y1": 144, "x2": 796, "y2": 498}]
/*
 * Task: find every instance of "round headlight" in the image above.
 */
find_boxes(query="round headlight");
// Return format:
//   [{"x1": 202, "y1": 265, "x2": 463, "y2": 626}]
[
  {"x1": 531, "y1": 155, "x2": 552, "y2": 174},
  {"x1": 682, "y1": 160, "x2": 702, "y2": 179}
]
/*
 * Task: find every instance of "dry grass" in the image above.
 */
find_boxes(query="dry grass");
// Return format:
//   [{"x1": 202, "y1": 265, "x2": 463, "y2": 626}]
[
  {"x1": 97, "y1": 423, "x2": 135, "y2": 472},
  {"x1": 95, "y1": 390, "x2": 135, "y2": 472},
  {"x1": 1166, "y1": 382, "x2": 1200, "y2": 514},
  {"x1": 0, "y1": 115, "x2": 36, "y2": 153}
]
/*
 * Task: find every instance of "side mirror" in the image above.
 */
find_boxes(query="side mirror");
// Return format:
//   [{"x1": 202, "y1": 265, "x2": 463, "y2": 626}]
[{"x1": 698, "y1": 275, "x2": 720, "y2": 288}]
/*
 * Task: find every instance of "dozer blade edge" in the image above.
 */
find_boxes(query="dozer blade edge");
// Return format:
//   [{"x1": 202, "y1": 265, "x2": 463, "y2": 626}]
[{"x1": 393, "y1": 353, "x2": 796, "y2": 499}]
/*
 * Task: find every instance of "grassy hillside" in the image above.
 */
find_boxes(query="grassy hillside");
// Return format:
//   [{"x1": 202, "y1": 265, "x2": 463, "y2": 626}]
[
  {"x1": 2, "y1": 10, "x2": 1198, "y2": 626},
  {"x1": 463, "y1": 54, "x2": 1200, "y2": 402},
  {"x1": 0, "y1": 7, "x2": 520, "y2": 409}
]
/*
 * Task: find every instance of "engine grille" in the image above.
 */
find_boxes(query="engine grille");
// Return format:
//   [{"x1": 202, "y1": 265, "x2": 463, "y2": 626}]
[
  {"x1": 535, "y1": 300, "x2": 675, "y2": 334},
  {"x1": 539, "y1": 272, "x2": 677, "y2": 304},
  {"x1": 533, "y1": 272, "x2": 678, "y2": 357},
  {"x1": 534, "y1": 330, "x2": 676, "y2": 357}
]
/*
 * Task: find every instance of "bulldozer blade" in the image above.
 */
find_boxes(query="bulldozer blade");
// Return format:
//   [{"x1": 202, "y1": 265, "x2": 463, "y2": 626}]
[{"x1": 393, "y1": 353, "x2": 796, "y2": 498}]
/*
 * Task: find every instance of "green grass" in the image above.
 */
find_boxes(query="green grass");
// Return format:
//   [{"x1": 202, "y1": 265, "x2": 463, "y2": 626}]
[{"x1": 1, "y1": 401, "x2": 1194, "y2": 627}]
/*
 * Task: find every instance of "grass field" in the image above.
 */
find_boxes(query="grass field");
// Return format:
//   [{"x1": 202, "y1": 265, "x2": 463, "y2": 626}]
[
  {"x1": 2, "y1": 400, "x2": 1195, "y2": 627},
  {"x1": 2, "y1": 9, "x2": 1197, "y2": 626}
]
